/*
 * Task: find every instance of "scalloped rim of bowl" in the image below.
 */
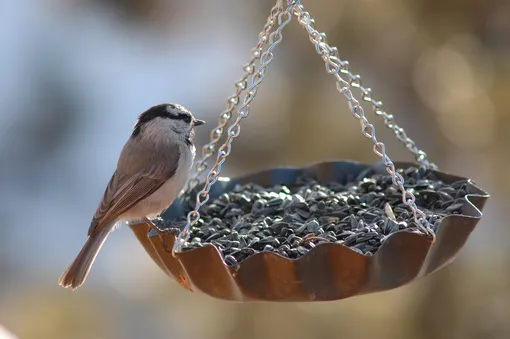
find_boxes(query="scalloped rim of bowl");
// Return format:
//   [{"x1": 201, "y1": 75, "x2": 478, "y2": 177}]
[{"x1": 151, "y1": 160, "x2": 489, "y2": 267}]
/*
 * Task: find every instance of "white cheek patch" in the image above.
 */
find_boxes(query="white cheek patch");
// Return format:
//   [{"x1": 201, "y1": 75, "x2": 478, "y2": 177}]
[{"x1": 173, "y1": 120, "x2": 192, "y2": 134}]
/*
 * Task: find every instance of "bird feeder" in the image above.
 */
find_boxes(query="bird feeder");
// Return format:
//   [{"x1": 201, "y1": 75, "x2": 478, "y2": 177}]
[{"x1": 130, "y1": 0, "x2": 489, "y2": 302}]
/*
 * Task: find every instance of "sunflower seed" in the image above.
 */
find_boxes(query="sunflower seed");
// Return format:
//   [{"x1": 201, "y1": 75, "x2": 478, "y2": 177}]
[{"x1": 160, "y1": 166, "x2": 472, "y2": 265}]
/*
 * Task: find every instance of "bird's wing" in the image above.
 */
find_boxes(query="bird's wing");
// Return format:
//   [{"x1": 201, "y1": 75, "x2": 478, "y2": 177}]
[{"x1": 88, "y1": 139, "x2": 181, "y2": 236}]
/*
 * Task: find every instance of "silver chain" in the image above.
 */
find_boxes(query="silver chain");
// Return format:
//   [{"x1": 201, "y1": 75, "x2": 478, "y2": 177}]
[
  {"x1": 173, "y1": 0, "x2": 436, "y2": 254},
  {"x1": 292, "y1": 4, "x2": 434, "y2": 237},
  {"x1": 185, "y1": 5, "x2": 283, "y2": 193},
  {"x1": 320, "y1": 42, "x2": 436, "y2": 169},
  {"x1": 173, "y1": 4, "x2": 295, "y2": 253}
]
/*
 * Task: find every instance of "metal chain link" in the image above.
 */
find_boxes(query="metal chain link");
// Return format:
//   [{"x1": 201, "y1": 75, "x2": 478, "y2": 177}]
[
  {"x1": 185, "y1": 5, "x2": 283, "y2": 193},
  {"x1": 173, "y1": 5, "x2": 295, "y2": 253},
  {"x1": 319, "y1": 40, "x2": 437, "y2": 169},
  {"x1": 292, "y1": 5, "x2": 435, "y2": 238}
]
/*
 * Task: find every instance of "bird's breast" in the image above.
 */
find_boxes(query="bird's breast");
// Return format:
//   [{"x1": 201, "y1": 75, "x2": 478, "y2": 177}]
[{"x1": 137, "y1": 144, "x2": 194, "y2": 218}]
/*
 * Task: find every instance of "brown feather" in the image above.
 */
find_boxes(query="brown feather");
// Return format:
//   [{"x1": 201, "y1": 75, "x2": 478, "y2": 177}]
[{"x1": 88, "y1": 132, "x2": 180, "y2": 236}]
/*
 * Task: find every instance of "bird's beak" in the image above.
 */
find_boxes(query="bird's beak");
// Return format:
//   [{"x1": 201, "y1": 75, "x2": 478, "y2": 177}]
[{"x1": 193, "y1": 119, "x2": 206, "y2": 126}]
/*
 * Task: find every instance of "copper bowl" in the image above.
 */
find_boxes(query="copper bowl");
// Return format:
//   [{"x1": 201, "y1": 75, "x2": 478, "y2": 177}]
[{"x1": 130, "y1": 160, "x2": 489, "y2": 302}]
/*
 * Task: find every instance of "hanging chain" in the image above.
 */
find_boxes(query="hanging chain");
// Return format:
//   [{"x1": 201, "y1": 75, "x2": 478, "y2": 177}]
[
  {"x1": 292, "y1": 5, "x2": 435, "y2": 238},
  {"x1": 185, "y1": 5, "x2": 284, "y2": 193},
  {"x1": 359, "y1": 82, "x2": 436, "y2": 169},
  {"x1": 320, "y1": 42, "x2": 436, "y2": 169},
  {"x1": 172, "y1": 0, "x2": 435, "y2": 254},
  {"x1": 173, "y1": 4, "x2": 295, "y2": 253}
]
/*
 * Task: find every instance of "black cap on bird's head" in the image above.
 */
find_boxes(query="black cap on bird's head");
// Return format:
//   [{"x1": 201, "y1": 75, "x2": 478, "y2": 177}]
[{"x1": 132, "y1": 103, "x2": 205, "y2": 137}]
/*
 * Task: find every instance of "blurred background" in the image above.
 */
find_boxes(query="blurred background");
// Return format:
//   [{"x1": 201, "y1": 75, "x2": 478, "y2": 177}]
[{"x1": 0, "y1": 0, "x2": 509, "y2": 338}]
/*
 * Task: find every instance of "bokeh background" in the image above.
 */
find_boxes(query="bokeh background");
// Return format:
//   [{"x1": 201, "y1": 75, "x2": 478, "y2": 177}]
[{"x1": 1, "y1": 0, "x2": 509, "y2": 338}]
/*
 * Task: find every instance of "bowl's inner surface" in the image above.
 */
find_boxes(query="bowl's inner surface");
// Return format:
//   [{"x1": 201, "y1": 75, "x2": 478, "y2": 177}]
[
  {"x1": 162, "y1": 161, "x2": 391, "y2": 222},
  {"x1": 153, "y1": 161, "x2": 482, "y2": 265}
]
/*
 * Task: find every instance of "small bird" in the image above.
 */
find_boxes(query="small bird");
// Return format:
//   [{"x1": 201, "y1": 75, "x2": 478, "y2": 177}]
[{"x1": 58, "y1": 103, "x2": 205, "y2": 290}]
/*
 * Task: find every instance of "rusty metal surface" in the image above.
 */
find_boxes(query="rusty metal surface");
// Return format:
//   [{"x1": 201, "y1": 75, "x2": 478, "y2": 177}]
[{"x1": 130, "y1": 161, "x2": 489, "y2": 302}]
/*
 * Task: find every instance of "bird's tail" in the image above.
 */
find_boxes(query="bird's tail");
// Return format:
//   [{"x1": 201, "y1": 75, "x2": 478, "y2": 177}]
[{"x1": 58, "y1": 223, "x2": 114, "y2": 290}]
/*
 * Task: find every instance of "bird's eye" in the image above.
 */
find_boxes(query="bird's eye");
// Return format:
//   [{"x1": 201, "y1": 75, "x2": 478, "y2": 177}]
[{"x1": 181, "y1": 114, "x2": 192, "y2": 124}]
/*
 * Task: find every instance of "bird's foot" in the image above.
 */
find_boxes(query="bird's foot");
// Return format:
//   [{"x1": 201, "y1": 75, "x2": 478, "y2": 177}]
[
  {"x1": 143, "y1": 217, "x2": 166, "y2": 236},
  {"x1": 126, "y1": 217, "x2": 165, "y2": 236}
]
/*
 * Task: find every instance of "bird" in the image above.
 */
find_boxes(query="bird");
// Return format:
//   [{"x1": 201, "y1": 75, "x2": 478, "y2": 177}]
[{"x1": 58, "y1": 103, "x2": 205, "y2": 290}]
